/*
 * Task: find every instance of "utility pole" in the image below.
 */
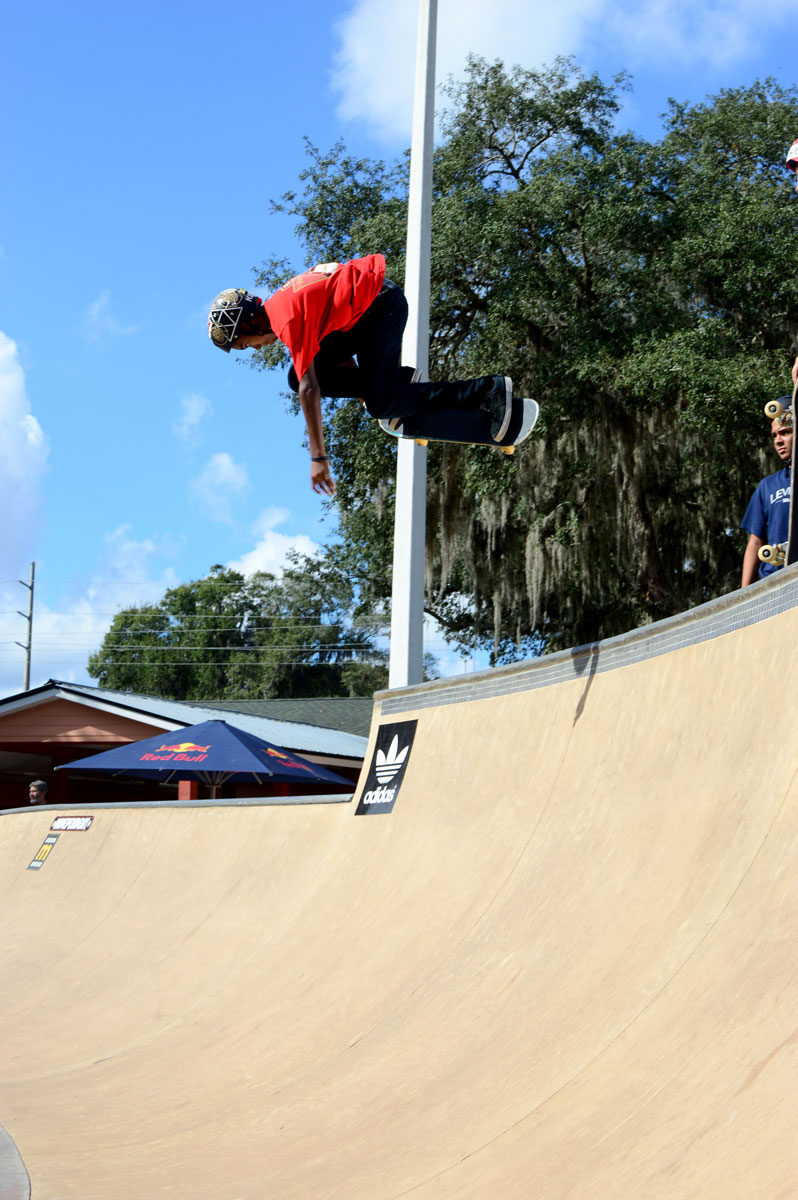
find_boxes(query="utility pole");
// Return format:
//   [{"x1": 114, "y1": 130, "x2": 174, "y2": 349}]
[
  {"x1": 15, "y1": 561, "x2": 35, "y2": 691},
  {"x1": 388, "y1": 0, "x2": 437, "y2": 689}
]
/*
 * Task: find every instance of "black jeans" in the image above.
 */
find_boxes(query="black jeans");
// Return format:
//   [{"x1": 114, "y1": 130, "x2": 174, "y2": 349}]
[{"x1": 288, "y1": 280, "x2": 501, "y2": 419}]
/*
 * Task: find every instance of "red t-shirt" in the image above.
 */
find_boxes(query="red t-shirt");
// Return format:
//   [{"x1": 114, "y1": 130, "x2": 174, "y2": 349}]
[{"x1": 264, "y1": 254, "x2": 386, "y2": 383}]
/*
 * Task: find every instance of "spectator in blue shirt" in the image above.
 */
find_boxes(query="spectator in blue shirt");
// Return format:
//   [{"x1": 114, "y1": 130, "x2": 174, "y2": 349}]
[{"x1": 741, "y1": 401, "x2": 792, "y2": 585}]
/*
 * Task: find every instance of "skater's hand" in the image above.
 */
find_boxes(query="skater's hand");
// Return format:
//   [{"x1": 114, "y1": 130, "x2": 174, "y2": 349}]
[
  {"x1": 792, "y1": 356, "x2": 798, "y2": 387},
  {"x1": 311, "y1": 458, "x2": 336, "y2": 496}
]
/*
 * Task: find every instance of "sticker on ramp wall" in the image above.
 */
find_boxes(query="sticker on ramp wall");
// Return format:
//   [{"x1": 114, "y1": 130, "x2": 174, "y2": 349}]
[
  {"x1": 50, "y1": 815, "x2": 94, "y2": 832},
  {"x1": 28, "y1": 834, "x2": 59, "y2": 871},
  {"x1": 356, "y1": 720, "x2": 418, "y2": 815}
]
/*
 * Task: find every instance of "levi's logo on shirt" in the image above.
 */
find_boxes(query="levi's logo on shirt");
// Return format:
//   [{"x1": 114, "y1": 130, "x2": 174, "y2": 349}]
[{"x1": 769, "y1": 486, "x2": 791, "y2": 505}]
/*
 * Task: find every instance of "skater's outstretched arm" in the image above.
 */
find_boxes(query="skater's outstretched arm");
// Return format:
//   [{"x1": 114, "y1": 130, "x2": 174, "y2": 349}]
[{"x1": 299, "y1": 361, "x2": 336, "y2": 496}]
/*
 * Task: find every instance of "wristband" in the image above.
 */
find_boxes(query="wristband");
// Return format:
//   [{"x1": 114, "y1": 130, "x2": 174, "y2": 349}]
[{"x1": 311, "y1": 456, "x2": 329, "y2": 462}]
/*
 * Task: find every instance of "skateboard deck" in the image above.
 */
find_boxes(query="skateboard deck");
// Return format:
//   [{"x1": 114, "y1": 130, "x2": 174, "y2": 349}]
[
  {"x1": 378, "y1": 396, "x2": 539, "y2": 454},
  {"x1": 788, "y1": 380, "x2": 798, "y2": 566},
  {"x1": 761, "y1": 380, "x2": 798, "y2": 566}
]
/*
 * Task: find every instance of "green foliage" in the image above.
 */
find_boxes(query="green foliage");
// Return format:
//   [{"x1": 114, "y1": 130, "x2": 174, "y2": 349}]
[
  {"x1": 87, "y1": 564, "x2": 388, "y2": 700},
  {"x1": 252, "y1": 59, "x2": 798, "y2": 659}
]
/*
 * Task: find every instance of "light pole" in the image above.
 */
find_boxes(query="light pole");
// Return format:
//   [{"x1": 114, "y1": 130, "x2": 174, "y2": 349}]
[{"x1": 388, "y1": 0, "x2": 437, "y2": 689}]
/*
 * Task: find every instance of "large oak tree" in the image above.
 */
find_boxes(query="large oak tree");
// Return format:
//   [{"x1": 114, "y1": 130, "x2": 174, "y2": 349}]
[{"x1": 252, "y1": 60, "x2": 798, "y2": 660}]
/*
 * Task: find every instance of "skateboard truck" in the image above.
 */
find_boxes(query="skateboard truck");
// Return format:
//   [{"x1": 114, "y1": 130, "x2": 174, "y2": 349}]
[
  {"x1": 764, "y1": 399, "x2": 793, "y2": 424},
  {"x1": 758, "y1": 542, "x2": 787, "y2": 566}
]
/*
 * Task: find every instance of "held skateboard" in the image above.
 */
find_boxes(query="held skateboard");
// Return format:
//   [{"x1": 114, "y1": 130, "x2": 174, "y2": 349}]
[
  {"x1": 378, "y1": 395, "x2": 539, "y2": 454},
  {"x1": 761, "y1": 379, "x2": 798, "y2": 566}
]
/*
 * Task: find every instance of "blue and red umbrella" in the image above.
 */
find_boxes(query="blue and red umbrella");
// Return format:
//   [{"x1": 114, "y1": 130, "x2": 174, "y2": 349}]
[{"x1": 56, "y1": 718, "x2": 351, "y2": 792}]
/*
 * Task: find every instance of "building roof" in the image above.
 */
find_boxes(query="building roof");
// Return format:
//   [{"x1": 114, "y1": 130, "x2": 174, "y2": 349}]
[
  {"x1": 186, "y1": 697, "x2": 374, "y2": 739},
  {"x1": 0, "y1": 680, "x2": 369, "y2": 761}
]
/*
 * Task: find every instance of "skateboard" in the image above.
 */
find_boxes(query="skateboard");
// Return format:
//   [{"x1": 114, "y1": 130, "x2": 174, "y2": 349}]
[
  {"x1": 761, "y1": 379, "x2": 798, "y2": 566},
  {"x1": 378, "y1": 395, "x2": 539, "y2": 454}
]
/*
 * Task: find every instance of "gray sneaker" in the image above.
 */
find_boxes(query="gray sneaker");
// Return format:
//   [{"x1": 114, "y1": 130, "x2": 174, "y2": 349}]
[{"x1": 483, "y1": 376, "x2": 513, "y2": 442}]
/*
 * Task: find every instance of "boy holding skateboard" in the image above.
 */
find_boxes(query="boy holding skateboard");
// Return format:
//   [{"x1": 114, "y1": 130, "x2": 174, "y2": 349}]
[
  {"x1": 208, "y1": 254, "x2": 516, "y2": 495},
  {"x1": 740, "y1": 399, "x2": 793, "y2": 585}
]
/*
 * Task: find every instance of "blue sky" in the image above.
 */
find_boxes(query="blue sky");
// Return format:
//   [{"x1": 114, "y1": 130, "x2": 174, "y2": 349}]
[{"x1": 1, "y1": 0, "x2": 795, "y2": 696}]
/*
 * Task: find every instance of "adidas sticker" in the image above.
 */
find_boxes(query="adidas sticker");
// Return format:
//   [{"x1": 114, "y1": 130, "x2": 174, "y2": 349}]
[{"x1": 356, "y1": 720, "x2": 418, "y2": 815}]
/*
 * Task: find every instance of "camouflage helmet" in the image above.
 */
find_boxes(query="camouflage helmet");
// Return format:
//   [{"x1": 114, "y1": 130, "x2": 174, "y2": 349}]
[{"x1": 207, "y1": 288, "x2": 260, "y2": 353}]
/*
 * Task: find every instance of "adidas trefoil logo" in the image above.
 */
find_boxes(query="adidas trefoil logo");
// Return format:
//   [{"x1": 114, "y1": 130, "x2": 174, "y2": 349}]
[{"x1": 375, "y1": 735, "x2": 410, "y2": 783}]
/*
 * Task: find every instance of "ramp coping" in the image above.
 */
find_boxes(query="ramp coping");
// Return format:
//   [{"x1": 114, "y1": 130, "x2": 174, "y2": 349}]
[
  {"x1": 1, "y1": 793, "x2": 354, "y2": 816},
  {"x1": 379, "y1": 567, "x2": 797, "y2": 714}
]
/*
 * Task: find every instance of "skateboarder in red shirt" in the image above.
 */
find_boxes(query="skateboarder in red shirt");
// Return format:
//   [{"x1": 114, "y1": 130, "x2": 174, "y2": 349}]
[{"x1": 208, "y1": 254, "x2": 516, "y2": 496}]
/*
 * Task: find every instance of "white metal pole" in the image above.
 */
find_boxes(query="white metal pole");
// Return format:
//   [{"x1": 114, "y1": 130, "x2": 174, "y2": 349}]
[{"x1": 388, "y1": 0, "x2": 437, "y2": 690}]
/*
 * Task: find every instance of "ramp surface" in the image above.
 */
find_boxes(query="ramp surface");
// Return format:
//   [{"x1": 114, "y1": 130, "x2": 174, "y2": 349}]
[{"x1": 1, "y1": 571, "x2": 797, "y2": 1198}]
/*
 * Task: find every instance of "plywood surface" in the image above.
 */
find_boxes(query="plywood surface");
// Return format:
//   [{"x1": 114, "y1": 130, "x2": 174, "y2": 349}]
[{"x1": 0, "y1": 601, "x2": 796, "y2": 1198}]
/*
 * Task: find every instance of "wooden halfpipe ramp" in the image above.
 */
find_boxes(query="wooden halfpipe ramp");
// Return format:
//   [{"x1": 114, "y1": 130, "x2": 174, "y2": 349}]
[{"x1": 1, "y1": 570, "x2": 796, "y2": 1198}]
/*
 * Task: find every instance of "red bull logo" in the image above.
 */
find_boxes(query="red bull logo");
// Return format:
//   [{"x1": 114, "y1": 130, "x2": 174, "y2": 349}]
[
  {"x1": 140, "y1": 740, "x2": 212, "y2": 764},
  {"x1": 265, "y1": 747, "x2": 315, "y2": 774},
  {"x1": 155, "y1": 742, "x2": 211, "y2": 753}
]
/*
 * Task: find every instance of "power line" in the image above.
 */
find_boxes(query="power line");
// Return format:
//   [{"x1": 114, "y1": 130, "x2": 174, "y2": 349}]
[
  {"x1": 3, "y1": 643, "x2": 376, "y2": 652},
  {"x1": 7, "y1": 662, "x2": 386, "y2": 672},
  {"x1": 0, "y1": 614, "x2": 352, "y2": 626}
]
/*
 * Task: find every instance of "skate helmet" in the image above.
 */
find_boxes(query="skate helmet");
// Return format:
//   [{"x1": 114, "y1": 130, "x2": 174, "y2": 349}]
[{"x1": 207, "y1": 288, "x2": 262, "y2": 353}]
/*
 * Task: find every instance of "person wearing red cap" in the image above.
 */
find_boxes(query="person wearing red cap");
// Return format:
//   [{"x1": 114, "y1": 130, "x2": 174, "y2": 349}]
[{"x1": 208, "y1": 255, "x2": 518, "y2": 496}]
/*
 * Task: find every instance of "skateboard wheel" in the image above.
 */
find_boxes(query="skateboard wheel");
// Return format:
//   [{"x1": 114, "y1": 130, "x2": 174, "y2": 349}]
[
  {"x1": 758, "y1": 544, "x2": 785, "y2": 564},
  {"x1": 499, "y1": 446, "x2": 515, "y2": 455},
  {"x1": 764, "y1": 400, "x2": 784, "y2": 419},
  {"x1": 414, "y1": 439, "x2": 428, "y2": 446}
]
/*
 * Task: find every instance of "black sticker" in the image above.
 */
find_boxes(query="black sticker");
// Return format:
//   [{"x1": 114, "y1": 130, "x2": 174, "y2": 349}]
[{"x1": 355, "y1": 720, "x2": 418, "y2": 815}]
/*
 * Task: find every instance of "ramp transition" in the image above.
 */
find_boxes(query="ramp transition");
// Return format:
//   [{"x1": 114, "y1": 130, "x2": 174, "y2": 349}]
[{"x1": 1, "y1": 569, "x2": 796, "y2": 1198}]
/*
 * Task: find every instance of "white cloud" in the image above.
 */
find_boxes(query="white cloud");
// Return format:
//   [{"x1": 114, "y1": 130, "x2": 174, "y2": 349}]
[
  {"x1": 228, "y1": 508, "x2": 320, "y2": 577},
  {"x1": 331, "y1": 0, "x2": 602, "y2": 140},
  {"x1": 173, "y1": 392, "x2": 212, "y2": 442},
  {"x1": 0, "y1": 525, "x2": 180, "y2": 697},
  {"x1": 0, "y1": 332, "x2": 49, "y2": 577},
  {"x1": 82, "y1": 290, "x2": 138, "y2": 342},
  {"x1": 0, "y1": 512, "x2": 320, "y2": 697},
  {"x1": 331, "y1": 0, "x2": 792, "y2": 141},
  {"x1": 89, "y1": 524, "x2": 181, "y2": 603},
  {"x1": 192, "y1": 452, "x2": 249, "y2": 523}
]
